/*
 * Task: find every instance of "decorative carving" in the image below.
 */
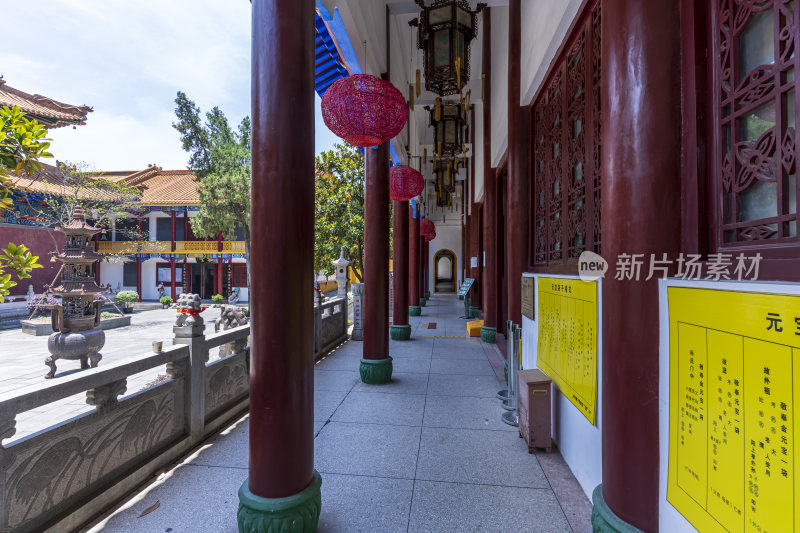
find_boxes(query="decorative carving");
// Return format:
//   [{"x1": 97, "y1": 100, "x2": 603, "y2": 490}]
[
  {"x1": 86, "y1": 379, "x2": 127, "y2": 408},
  {"x1": 714, "y1": 0, "x2": 798, "y2": 244},
  {"x1": 206, "y1": 360, "x2": 248, "y2": 417},
  {"x1": 533, "y1": 2, "x2": 601, "y2": 265},
  {"x1": 175, "y1": 293, "x2": 204, "y2": 327},
  {"x1": 215, "y1": 305, "x2": 248, "y2": 358}
]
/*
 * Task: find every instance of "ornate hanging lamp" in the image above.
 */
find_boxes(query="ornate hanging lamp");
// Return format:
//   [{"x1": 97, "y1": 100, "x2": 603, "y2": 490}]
[
  {"x1": 428, "y1": 99, "x2": 466, "y2": 157},
  {"x1": 390, "y1": 165, "x2": 425, "y2": 201},
  {"x1": 414, "y1": 1, "x2": 485, "y2": 96},
  {"x1": 321, "y1": 74, "x2": 407, "y2": 147}
]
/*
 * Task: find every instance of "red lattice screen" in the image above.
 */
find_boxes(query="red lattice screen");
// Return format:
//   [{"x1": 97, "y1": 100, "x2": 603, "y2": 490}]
[
  {"x1": 531, "y1": 1, "x2": 602, "y2": 266},
  {"x1": 711, "y1": 0, "x2": 799, "y2": 250}
]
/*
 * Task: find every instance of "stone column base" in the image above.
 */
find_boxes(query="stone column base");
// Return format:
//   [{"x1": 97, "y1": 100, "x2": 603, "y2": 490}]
[
  {"x1": 468, "y1": 306, "x2": 479, "y2": 318},
  {"x1": 590, "y1": 485, "x2": 645, "y2": 533},
  {"x1": 425, "y1": 291, "x2": 430, "y2": 299},
  {"x1": 480, "y1": 326, "x2": 496, "y2": 343},
  {"x1": 390, "y1": 324, "x2": 411, "y2": 340},
  {"x1": 237, "y1": 471, "x2": 322, "y2": 533},
  {"x1": 409, "y1": 306, "x2": 421, "y2": 316},
  {"x1": 419, "y1": 297, "x2": 427, "y2": 307},
  {"x1": 359, "y1": 356, "x2": 393, "y2": 384}
]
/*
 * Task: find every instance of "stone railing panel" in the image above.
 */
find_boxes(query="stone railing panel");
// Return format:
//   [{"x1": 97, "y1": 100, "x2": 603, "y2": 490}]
[{"x1": 203, "y1": 325, "x2": 250, "y2": 423}]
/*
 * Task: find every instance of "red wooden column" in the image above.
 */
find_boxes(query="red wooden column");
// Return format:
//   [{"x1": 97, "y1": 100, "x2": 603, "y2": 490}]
[
  {"x1": 506, "y1": 0, "x2": 529, "y2": 326},
  {"x1": 216, "y1": 230, "x2": 223, "y2": 296},
  {"x1": 593, "y1": 1, "x2": 682, "y2": 531},
  {"x1": 360, "y1": 142, "x2": 392, "y2": 384},
  {"x1": 390, "y1": 199, "x2": 410, "y2": 340},
  {"x1": 409, "y1": 206, "x2": 421, "y2": 315},
  {"x1": 419, "y1": 236, "x2": 426, "y2": 300},
  {"x1": 239, "y1": 0, "x2": 320, "y2": 529},
  {"x1": 481, "y1": 7, "x2": 497, "y2": 342},
  {"x1": 135, "y1": 258, "x2": 142, "y2": 302}
]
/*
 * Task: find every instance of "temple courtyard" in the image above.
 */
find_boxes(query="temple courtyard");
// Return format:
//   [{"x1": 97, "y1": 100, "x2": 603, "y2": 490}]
[{"x1": 83, "y1": 295, "x2": 591, "y2": 532}]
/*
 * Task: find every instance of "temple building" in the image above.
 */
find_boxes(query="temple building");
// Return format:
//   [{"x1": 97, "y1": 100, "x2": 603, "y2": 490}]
[{"x1": 0, "y1": 77, "x2": 92, "y2": 128}]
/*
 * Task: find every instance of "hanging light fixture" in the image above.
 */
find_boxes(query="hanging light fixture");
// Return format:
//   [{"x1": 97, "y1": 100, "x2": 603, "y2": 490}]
[
  {"x1": 414, "y1": 1, "x2": 485, "y2": 96},
  {"x1": 390, "y1": 165, "x2": 425, "y2": 201},
  {"x1": 321, "y1": 74, "x2": 407, "y2": 147},
  {"x1": 427, "y1": 99, "x2": 466, "y2": 157},
  {"x1": 420, "y1": 218, "x2": 435, "y2": 236}
]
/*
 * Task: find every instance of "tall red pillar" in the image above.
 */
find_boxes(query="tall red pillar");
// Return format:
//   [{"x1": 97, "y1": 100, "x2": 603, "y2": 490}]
[
  {"x1": 409, "y1": 206, "x2": 421, "y2": 314},
  {"x1": 390, "y1": 200, "x2": 410, "y2": 340},
  {"x1": 360, "y1": 142, "x2": 392, "y2": 384},
  {"x1": 239, "y1": 0, "x2": 320, "y2": 529},
  {"x1": 135, "y1": 258, "x2": 142, "y2": 302},
  {"x1": 506, "y1": 0, "x2": 529, "y2": 326},
  {"x1": 480, "y1": 7, "x2": 497, "y2": 342},
  {"x1": 419, "y1": 236, "x2": 426, "y2": 300},
  {"x1": 593, "y1": 1, "x2": 682, "y2": 531}
]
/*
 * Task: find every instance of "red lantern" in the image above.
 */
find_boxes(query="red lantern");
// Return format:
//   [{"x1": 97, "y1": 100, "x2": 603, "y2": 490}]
[
  {"x1": 420, "y1": 218, "x2": 435, "y2": 236},
  {"x1": 321, "y1": 74, "x2": 407, "y2": 147},
  {"x1": 390, "y1": 165, "x2": 425, "y2": 201},
  {"x1": 424, "y1": 230, "x2": 436, "y2": 242}
]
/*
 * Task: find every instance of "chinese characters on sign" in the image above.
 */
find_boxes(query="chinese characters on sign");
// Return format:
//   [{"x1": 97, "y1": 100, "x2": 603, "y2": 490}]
[
  {"x1": 537, "y1": 277, "x2": 598, "y2": 424},
  {"x1": 521, "y1": 276, "x2": 535, "y2": 320},
  {"x1": 667, "y1": 287, "x2": 800, "y2": 532}
]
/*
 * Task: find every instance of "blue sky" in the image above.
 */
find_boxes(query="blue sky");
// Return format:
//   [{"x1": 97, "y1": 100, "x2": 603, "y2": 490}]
[{"x1": 2, "y1": 0, "x2": 340, "y2": 171}]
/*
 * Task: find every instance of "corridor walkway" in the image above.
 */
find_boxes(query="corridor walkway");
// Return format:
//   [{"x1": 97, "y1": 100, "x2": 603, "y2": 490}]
[{"x1": 87, "y1": 295, "x2": 591, "y2": 532}]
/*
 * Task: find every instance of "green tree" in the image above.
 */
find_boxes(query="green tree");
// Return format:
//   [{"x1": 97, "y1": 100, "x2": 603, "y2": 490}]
[
  {"x1": 173, "y1": 92, "x2": 251, "y2": 287},
  {"x1": 314, "y1": 143, "x2": 366, "y2": 281},
  {"x1": 0, "y1": 105, "x2": 48, "y2": 301}
]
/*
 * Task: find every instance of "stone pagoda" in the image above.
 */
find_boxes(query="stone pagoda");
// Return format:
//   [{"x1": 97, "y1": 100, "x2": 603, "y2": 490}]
[{"x1": 44, "y1": 203, "x2": 108, "y2": 378}]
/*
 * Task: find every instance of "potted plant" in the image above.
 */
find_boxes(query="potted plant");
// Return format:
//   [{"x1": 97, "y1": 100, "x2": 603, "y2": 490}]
[
  {"x1": 160, "y1": 295, "x2": 173, "y2": 309},
  {"x1": 114, "y1": 290, "x2": 139, "y2": 314},
  {"x1": 211, "y1": 294, "x2": 224, "y2": 306}
]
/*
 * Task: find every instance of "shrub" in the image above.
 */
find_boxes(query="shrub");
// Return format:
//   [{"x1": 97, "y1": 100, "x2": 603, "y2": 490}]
[
  {"x1": 211, "y1": 294, "x2": 224, "y2": 304},
  {"x1": 26, "y1": 294, "x2": 58, "y2": 316},
  {"x1": 242, "y1": 307, "x2": 249, "y2": 317},
  {"x1": 160, "y1": 296, "x2": 173, "y2": 307},
  {"x1": 114, "y1": 290, "x2": 139, "y2": 306}
]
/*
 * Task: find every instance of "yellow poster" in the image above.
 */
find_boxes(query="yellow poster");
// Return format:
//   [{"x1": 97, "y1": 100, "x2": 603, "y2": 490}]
[
  {"x1": 667, "y1": 287, "x2": 800, "y2": 533},
  {"x1": 537, "y1": 277, "x2": 598, "y2": 424}
]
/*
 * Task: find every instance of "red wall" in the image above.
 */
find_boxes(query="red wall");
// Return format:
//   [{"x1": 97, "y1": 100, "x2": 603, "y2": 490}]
[{"x1": 0, "y1": 224, "x2": 65, "y2": 297}]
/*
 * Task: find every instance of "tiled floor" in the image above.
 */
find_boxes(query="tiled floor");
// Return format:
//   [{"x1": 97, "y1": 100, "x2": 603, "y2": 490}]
[{"x1": 87, "y1": 295, "x2": 592, "y2": 533}]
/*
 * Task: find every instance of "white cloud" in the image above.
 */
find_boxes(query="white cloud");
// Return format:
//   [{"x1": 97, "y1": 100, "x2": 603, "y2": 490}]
[{"x1": 2, "y1": 0, "x2": 340, "y2": 171}]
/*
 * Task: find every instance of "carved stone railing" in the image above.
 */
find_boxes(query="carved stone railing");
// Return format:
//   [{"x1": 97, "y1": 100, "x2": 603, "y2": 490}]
[
  {"x1": 316, "y1": 296, "x2": 348, "y2": 356},
  {"x1": 0, "y1": 323, "x2": 251, "y2": 533}
]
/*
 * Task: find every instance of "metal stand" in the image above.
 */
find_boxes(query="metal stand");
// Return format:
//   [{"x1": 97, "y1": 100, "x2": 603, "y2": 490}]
[
  {"x1": 496, "y1": 389, "x2": 509, "y2": 400},
  {"x1": 500, "y1": 321, "x2": 520, "y2": 427},
  {"x1": 460, "y1": 295, "x2": 471, "y2": 319}
]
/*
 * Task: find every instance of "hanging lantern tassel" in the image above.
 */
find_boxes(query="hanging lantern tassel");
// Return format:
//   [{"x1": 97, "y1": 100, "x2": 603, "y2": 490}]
[
  {"x1": 423, "y1": 147, "x2": 427, "y2": 164},
  {"x1": 435, "y1": 97, "x2": 441, "y2": 121},
  {"x1": 416, "y1": 69, "x2": 421, "y2": 97},
  {"x1": 408, "y1": 85, "x2": 414, "y2": 110},
  {"x1": 466, "y1": 89, "x2": 471, "y2": 111},
  {"x1": 456, "y1": 56, "x2": 462, "y2": 90},
  {"x1": 438, "y1": 141, "x2": 442, "y2": 158}
]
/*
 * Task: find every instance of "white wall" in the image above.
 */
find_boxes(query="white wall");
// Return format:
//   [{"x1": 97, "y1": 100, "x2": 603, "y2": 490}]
[
  {"x1": 427, "y1": 222, "x2": 462, "y2": 292},
  {"x1": 490, "y1": 5, "x2": 508, "y2": 167},
  {"x1": 472, "y1": 101, "x2": 485, "y2": 203},
  {"x1": 141, "y1": 259, "x2": 159, "y2": 301},
  {"x1": 520, "y1": 0, "x2": 583, "y2": 106},
  {"x1": 520, "y1": 273, "x2": 602, "y2": 499}
]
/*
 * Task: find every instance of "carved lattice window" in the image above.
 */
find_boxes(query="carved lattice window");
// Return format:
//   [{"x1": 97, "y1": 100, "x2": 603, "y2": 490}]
[
  {"x1": 712, "y1": 0, "x2": 799, "y2": 247},
  {"x1": 532, "y1": 2, "x2": 601, "y2": 265}
]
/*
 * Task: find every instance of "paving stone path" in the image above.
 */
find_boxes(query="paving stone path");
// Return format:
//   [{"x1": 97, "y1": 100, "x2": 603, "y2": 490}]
[{"x1": 87, "y1": 295, "x2": 592, "y2": 533}]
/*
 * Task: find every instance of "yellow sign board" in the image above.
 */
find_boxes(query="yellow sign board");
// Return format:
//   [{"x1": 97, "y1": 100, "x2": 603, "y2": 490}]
[
  {"x1": 537, "y1": 277, "x2": 598, "y2": 423},
  {"x1": 667, "y1": 287, "x2": 800, "y2": 533}
]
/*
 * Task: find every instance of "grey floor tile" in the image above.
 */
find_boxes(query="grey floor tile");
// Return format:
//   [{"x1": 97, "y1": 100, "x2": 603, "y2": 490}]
[
  {"x1": 416, "y1": 427, "x2": 549, "y2": 488},
  {"x1": 332, "y1": 391, "x2": 425, "y2": 426},
  {"x1": 318, "y1": 473, "x2": 413, "y2": 533},
  {"x1": 429, "y1": 358, "x2": 494, "y2": 375},
  {"x1": 315, "y1": 370, "x2": 360, "y2": 391},
  {"x1": 431, "y1": 345, "x2": 488, "y2": 360},
  {"x1": 315, "y1": 422, "x2": 420, "y2": 478},
  {"x1": 188, "y1": 416, "x2": 249, "y2": 469},
  {"x1": 392, "y1": 357, "x2": 431, "y2": 374},
  {"x1": 408, "y1": 480, "x2": 571, "y2": 533},
  {"x1": 353, "y1": 372, "x2": 429, "y2": 395},
  {"x1": 315, "y1": 389, "x2": 349, "y2": 421},
  {"x1": 423, "y1": 395, "x2": 516, "y2": 432},
  {"x1": 426, "y1": 373, "x2": 504, "y2": 398}
]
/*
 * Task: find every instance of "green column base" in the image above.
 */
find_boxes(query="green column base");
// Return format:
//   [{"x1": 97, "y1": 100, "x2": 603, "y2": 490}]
[
  {"x1": 409, "y1": 306, "x2": 421, "y2": 316},
  {"x1": 359, "y1": 356, "x2": 393, "y2": 384},
  {"x1": 459, "y1": 295, "x2": 464, "y2": 301},
  {"x1": 425, "y1": 291, "x2": 430, "y2": 299},
  {"x1": 237, "y1": 471, "x2": 322, "y2": 533},
  {"x1": 468, "y1": 306, "x2": 479, "y2": 319},
  {"x1": 390, "y1": 324, "x2": 411, "y2": 340},
  {"x1": 480, "y1": 326, "x2": 496, "y2": 344},
  {"x1": 590, "y1": 485, "x2": 645, "y2": 533},
  {"x1": 419, "y1": 297, "x2": 427, "y2": 307}
]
